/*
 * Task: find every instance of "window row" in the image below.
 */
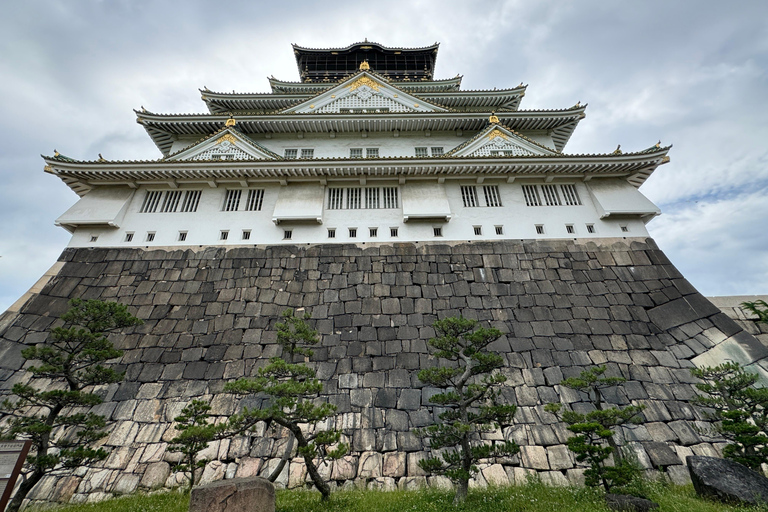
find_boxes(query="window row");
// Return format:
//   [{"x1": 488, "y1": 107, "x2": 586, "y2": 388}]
[
  {"x1": 461, "y1": 185, "x2": 503, "y2": 207},
  {"x1": 283, "y1": 146, "x2": 447, "y2": 159},
  {"x1": 533, "y1": 223, "x2": 602, "y2": 235},
  {"x1": 327, "y1": 187, "x2": 399, "y2": 210},
  {"x1": 522, "y1": 184, "x2": 582, "y2": 207},
  {"x1": 140, "y1": 190, "x2": 202, "y2": 213}
]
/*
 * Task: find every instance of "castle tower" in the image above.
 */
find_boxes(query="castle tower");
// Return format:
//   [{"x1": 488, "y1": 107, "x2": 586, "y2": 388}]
[{"x1": 2, "y1": 41, "x2": 766, "y2": 504}]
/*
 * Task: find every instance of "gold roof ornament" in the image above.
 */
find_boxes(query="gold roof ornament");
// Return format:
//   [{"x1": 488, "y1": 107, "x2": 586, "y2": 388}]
[
  {"x1": 225, "y1": 117, "x2": 236, "y2": 127},
  {"x1": 489, "y1": 112, "x2": 500, "y2": 124},
  {"x1": 613, "y1": 144, "x2": 622, "y2": 154},
  {"x1": 359, "y1": 60, "x2": 370, "y2": 71},
  {"x1": 54, "y1": 149, "x2": 60, "y2": 157}
]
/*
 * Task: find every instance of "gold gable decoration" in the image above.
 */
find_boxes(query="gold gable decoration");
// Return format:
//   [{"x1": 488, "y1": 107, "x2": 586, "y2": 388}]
[
  {"x1": 225, "y1": 118, "x2": 237, "y2": 127},
  {"x1": 216, "y1": 134, "x2": 238, "y2": 145},
  {"x1": 359, "y1": 60, "x2": 370, "y2": 70},
  {"x1": 346, "y1": 76, "x2": 380, "y2": 92},
  {"x1": 487, "y1": 129, "x2": 508, "y2": 141}
]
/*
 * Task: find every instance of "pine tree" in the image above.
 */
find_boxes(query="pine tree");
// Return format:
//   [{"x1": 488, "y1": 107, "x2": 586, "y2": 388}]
[
  {"x1": 0, "y1": 299, "x2": 141, "y2": 512},
  {"x1": 416, "y1": 316, "x2": 518, "y2": 504},
  {"x1": 225, "y1": 309, "x2": 346, "y2": 499}
]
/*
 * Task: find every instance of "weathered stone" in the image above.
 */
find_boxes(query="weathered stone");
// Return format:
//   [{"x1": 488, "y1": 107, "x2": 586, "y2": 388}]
[
  {"x1": 139, "y1": 461, "x2": 170, "y2": 489},
  {"x1": 520, "y1": 445, "x2": 549, "y2": 470},
  {"x1": 189, "y1": 477, "x2": 275, "y2": 512},
  {"x1": 606, "y1": 494, "x2": 659, "y2": 512},
  {"x1": 688, "y1": 455, "x2": 768, "y2": 505},
  {"x1": 358, "y1": 451, "x2": 383, "y2": 478},
  {"x1": 383, "y1": 452, "x2": 406, "y2": 477},
  {"x1": 482, "y1": 463, "x2": 509, "y2": 486}
]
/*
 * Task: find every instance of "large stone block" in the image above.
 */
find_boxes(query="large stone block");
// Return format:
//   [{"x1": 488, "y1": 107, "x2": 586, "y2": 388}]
[{"x1": 189, "y1": 477, "x2": 275, "y2": 512}]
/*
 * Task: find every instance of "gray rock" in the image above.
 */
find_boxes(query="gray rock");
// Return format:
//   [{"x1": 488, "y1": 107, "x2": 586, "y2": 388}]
[
  {"x1": 687, "y1": 455, "x2": 768, "y2": 506},
  {"x1": 189, "y1": 477, "x2": 275, "y2": 512},
  {"x1": 605, "y1": 494, "x2": 659, "y2": 512}
]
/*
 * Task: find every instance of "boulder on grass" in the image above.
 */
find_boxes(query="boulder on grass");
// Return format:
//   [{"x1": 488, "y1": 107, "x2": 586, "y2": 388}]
[
  {"x1": 189, "y1": 477, "x2": 275, "y2": 512},
  {"x1": 687, "y1": 455, "x2": 768, "y2": 506},
  {"x1": 606, "y1": 493, "x2": 659, "y2": 512}
]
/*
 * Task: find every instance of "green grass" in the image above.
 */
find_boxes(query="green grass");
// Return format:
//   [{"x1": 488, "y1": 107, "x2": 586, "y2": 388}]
[{"x1": 38, "y1": 481, "x2": 768, "y2": 512}]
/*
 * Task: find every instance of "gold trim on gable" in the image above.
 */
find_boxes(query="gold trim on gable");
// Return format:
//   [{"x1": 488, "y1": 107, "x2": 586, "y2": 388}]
[
  {"x1": 345, "y1": 76, "x2": 380, "y2": 92},
  {"x1": 487, "y1": 129, "x2": 508, "y2": 141},
  {"x1": 215, "y1": 134, "x2": 238, "y2": 145}
]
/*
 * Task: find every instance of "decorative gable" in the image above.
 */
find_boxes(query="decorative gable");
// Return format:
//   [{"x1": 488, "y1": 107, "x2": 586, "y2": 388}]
[
  {"x1": 448, "y1": 124, "x2": 558, "y2": 158},
  {"x1": 283, "y1": 72, "x2": 447, "y2": 114},
  {"x1": 167, "y1": 129, "x2": 280, "y2": 161}
]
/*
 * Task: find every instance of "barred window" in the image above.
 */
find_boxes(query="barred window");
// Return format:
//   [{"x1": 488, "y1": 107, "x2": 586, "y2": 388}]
[
  {"x1": 483, "y1": 185, "x2": 502, "y2": 207},
  {"x1": 178, "y1": 231, "x2": 187, "y2": 241},
  {"x1": 328, "y1": 188, "x2": 343, "y2": 209},
  {"x1": 347, "y1": 188, "x2": 362, "y2": 209},
  {"x1": 220, "y1": 230, "x2": 229, "y2": 240},
  {"x1": 180, "y1": 190, "x2": 202, "y2": 212},
  {"x1": 369, "y1": 227, "x2": 378, "y2": 237},
  {"x1": 560, "y1": 184, "x2": 581, "y2": 206},
  {"x1": 365, "y1": 187, "x2": 380, "y2": 209},
  {"x1": 382, "y1": 187, "x2": 398, "y2": 209},
  {"x1": 522, "y1": 185, "x2": 542, "y2": 206},
  {"x1": 535, "y1": 225, "x2": 545, "y2": 235},
  {"x1": 300, "y1": 148, "x2": 314, "y2": 159},
  {"x1": 284, "y1": 149, "x2": 298, "y2": 159},
  {"x1": 146, "y1": 232, "x2": 156, "y2": 242},
  {"x1": 566, "y1": 225, "x2": 575, "y2": 234},
  {"x1": 541, "y1": 185, "x2": 561, "y2": 206},
  {"x1": 415, "y1": 147, "x2": 428, "y2": 157},
  {"x1": 223, "y1": 190, "x2": 242, "y2": 211},
  {"x1": 461, "y1": 186, "x2": 479, "y2": 207},
  {"x1": 431, "y1": 147, "x2": 444, "y2": 156},
  {"x1": 161, "y1": 190, "x2": 182, "y2": 213},
  {"x1": 124, "y1": 232, "x2": 134, "y2": 242},
  {"x1": 242, "y1": 230, "x2": 251, "y2": 240},
  {"x1": 349, "y1": 228, "x2": 357, "y2": 238},
  {"x1": 473, "y1": 226, "x2": 482, "y2": 236},
  {"x1": 366, "y1": 148, "x2": 379, "y2": 158},
  {"x1": 586, "y1": 224, "x2": 596, "y2": 234},
  {"x1": 140, "y1": 191, "x2": 162, "y2": 213},
  {"x1": 350, "y1": 148, "x2": 363, "y2": 158},
  {"x1": 328, "y1": 228, "x2": 336, "y2": 238},
  {"x1": 495, "y1": 226, "x2": 504, "y2": 235},
  {"x1": 245, "y1": 189, "x2": 264, "y2": 211},
  {"x1": 390, "y1": 227, "x2": 399, "y2": 237},
  {"x1": 433, "y1": 227, "x2": 443, "y2": 237},
  {"x1": 283, "y1": 230, "x2": 293, "y2": 239}
]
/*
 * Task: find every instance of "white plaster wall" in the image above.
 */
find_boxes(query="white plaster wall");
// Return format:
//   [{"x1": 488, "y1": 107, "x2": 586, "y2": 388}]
[
  {"x1": 166, "y1": 129, "x2": 556, "y2": 159},
  {"x1": 65, "y1": 178, "x2": 653, "y2": 248}
]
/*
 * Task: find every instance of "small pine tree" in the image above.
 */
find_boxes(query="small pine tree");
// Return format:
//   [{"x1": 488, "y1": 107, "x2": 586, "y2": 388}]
[
  {"x1": 416, "y1": 316, "x2": 518, "y2": 504},
  {"x1": 0, "y1": 299, "x2": 142, "y2": 512},
  {"x1": 545, "y1": 366, "x2": 644, "y2": 492},
  {"x1": 225, "y1": 309, "x2": 346, "y2": 499},
  {"x1": 167, "y1": 400, "x2": 217, "y2": 487},
  {"x1": 691, "y1": 362, "x2": 768, "y2": 470}
]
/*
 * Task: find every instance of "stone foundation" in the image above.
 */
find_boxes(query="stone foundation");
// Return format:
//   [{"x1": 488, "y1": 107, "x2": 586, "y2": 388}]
[{"x1": 0, "y1": 238, "x2": 763, "y2": 506}]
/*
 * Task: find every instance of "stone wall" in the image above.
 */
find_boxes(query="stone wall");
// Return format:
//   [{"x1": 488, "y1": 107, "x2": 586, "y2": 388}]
[{"x1": 0, "y1": 238, "x2": 760, "y2": 505}]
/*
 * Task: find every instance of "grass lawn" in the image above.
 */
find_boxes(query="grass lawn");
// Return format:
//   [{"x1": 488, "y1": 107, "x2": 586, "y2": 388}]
[{"x1": 38, "y1": 481, "x2": 768, "y2": 512}]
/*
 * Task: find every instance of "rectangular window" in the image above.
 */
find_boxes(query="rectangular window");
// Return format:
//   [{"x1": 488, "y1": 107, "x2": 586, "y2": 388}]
[
  {"x1": 349, "y1": 228, "x2": 357, "y2": 238},
  {"x1": 535, "y1": 225, "x2": 545, "y2": 235},
  {"x1": 415, "y1": 147, "x2": 428, "y2": 157},
  {"x1": 180, "y1": 190, "x2": 202, "y2": 212},
  {"x1": 347, "y1": 188, "x2": 361, "y2": 209},
  {"x1": 350, "y1": 148, "x2": 363, "y2": 158},
  {"x1": 146, "y1": 232, "x2": 156, "y2": 242},
  {"x1": 390, "y1": 227, "x2": 399, "y2": 237},
  {"x1": 366, "y1": 148, "x2": 379, "y2": 158},
  {"x1": 245, "y1": 189, "x2": 264, "y2": 211},
  {"x1": 586, "y1": 224, "x2": 596, "y2": 234},
  {"x1": 566, "y1": 225, "x2": 575, "y2": 234},
  {"x1": 161, "y1": 190, "x2": 182, "y2": 213},
  {"x1": 140, "y1": 191, "x2": 162, "y2": 213},
  {"x1": 300, "y1": 148, "x2": 314, "y2": 159},
  {"x1": 178, "y1": 231, "x2": 187, "y2": 241},
  {"x1": 522, "y1": 185, "x2": 541, "y2": 206},
  {"x1": 541, "y1": 184, "x2": 561, "y2": 206},
  {"x1": 495, "y1": 226, "x2": 503, "y2": 235},
  {"x1": 382, "y1": 187, "x2": 399, "y2": 209},
  {"x1": 621, "y1": 225, "x2": 629, "y2": 232},
  {"x1": 433, "y1": 227, "x2": 443, "y2": 237},
  {"x1": 283, "y1": 230, "x2": 293, "y2": 240},
  {"x1": 560, "y1": 184, "x2": 582, "y2": 206},
  {"x1": 483, "y1": 185, "x2": 502, "y2": 207},
  {"x1": 461, "y1": 185, "x2": 479, "y2": 207},
  {"x1": 220, "y1": 230, "x2": 229, "y2": 241},
  {"x1": 431, "y1": 147, "x2": 444, "y2": 156},
  {"x1": 124, "y1": 232, "x2": 134, "y2": 242},
  {"x1": 242, "y1": 230, "x2": 251, "y2": 240},
  {"x1": 328, "y1": 188, "x2": 343, "y2": 210},
  {"x1": 490, "y1": 150, "x2": 517, "y2": 156},
  {"x1": 90, "y1": 235, "x2": 98, "y2": 243},
  {"x1": 365, "y1": 187, "x2": 380, "y2": 209},
  {"x1": 473, "y1": 226, "x2": 482, "y2": 236},
  {"x1": 328, "y1": 228, "x2": 336, "y2": 239},
  {"x1": 369, "y1": 227, "x2": 378, "y2": 237},
  {"x1": 284, "y1": 149, "x2": 298, "y2": 159},
  {"x1": 224, "y1": 189, "x2": 242, "y2": 211}
]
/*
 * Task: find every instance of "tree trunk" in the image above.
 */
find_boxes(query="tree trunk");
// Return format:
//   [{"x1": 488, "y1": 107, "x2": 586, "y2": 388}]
[
  {"x1": 303, "y1": 451, "x2": 331, "y2": 500},
  {"x1": 454, "y1": 479, "x2": 469, "y2": 505},
  {"x1": 268, "y1": 436, "x2": 295, "y2": 483},
  {"x1": 6, "y1": 470, "x2": 44, "y2": 512}
]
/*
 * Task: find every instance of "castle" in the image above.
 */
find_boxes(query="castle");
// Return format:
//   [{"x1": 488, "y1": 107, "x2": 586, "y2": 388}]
[{"x1": 1, "y1": 41, "x2": 766, "y2": 505}]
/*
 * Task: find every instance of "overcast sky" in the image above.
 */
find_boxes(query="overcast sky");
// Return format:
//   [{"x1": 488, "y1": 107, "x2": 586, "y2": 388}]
[{"x1": 1, "y1": 1, "x2": 767, "y2": 313}]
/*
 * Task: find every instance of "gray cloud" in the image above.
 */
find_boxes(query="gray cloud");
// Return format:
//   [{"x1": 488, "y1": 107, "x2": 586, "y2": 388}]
[{"x1": 1, "y1": 0, "x2": 767, "y2": 312}]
